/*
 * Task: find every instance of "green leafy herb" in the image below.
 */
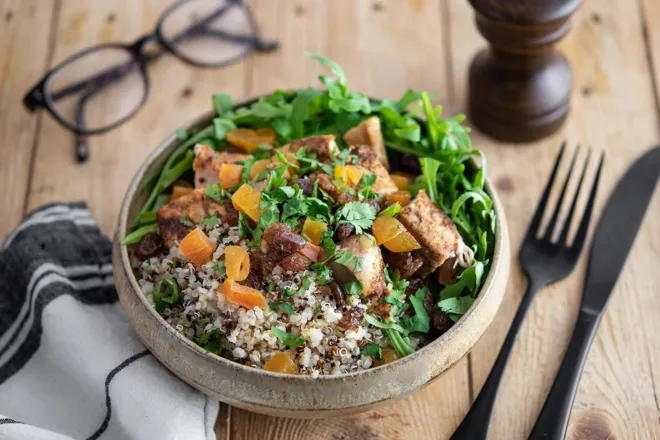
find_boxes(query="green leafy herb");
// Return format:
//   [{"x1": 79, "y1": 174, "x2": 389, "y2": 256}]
[
  {"x1": 212, "y1": 93, "x2": 233, "y2": 115},
  {"x1": 337, "y1": 201, "x2": 376, "y2": 234},
  {"x1": 271, "y1": 326, "x2": 305, "y2": 348},
  {"x1": 400, "y1": 289, "x2": 430, "y2": 334},
  {"x1": 364, "y1": 313, "x2": 406, "y2": 333},
  {"x1": 153, "y1": 278, "x2": 180, "y2": 314},
  {"x1": 311, "y1": 263, "x2": 333, "y2": 285},
  {"x1": 334, "y1": 250, "x2": 365, "y2": 273},
  {"x1": 343, "y1": 281, "x2": 363, "y2": 296},
  {"x1": 201, "y1": 215, "x2": 218, "y2": 229},
  {"x1": 269, "y1": 302, "x2": 298, "y2": 315},
  {"x1": 437, "y1": 296, "x2": 475, "y2": 322},
  {"x1": 385, "y1": 328, "x2": 415, "y2": 358},
  {"x1": 379, "y1": 202, "x2": 402, "y2": 218},
  {"x1": 440, "y1": 262, "x2": 484, "y2": 300},
  {"x1": 179, "y1": 217, "x2": 194, "y2": 227},
  {"x1": 358, "y1": 173, "x2": 377, "y2": 199},
  {"x1": 362, "y1": 343, "x2": 382, "y2": 360},
  {"x1": 195, "y1": 328, "x2": 220, "y2": 354},
  {"x1": 213, "y1": 261, "x2": 226, "y2": 276}
]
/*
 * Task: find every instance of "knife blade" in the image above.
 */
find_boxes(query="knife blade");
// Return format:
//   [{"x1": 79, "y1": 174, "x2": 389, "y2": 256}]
[
  {"x1": 581, "y1": 145, "x2": 660, "y2": 315},
  {"x1": 529, "y1": 146, "x2": 660, "y2": 440}
]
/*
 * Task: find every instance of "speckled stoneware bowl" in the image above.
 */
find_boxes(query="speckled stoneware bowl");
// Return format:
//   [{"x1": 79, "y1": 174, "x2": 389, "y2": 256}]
[{"x1": 112, "y1": 106, "x2": 511, "y2": 418}]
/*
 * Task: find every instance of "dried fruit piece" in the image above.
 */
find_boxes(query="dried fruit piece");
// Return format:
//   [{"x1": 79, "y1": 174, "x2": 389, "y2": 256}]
[
  {"x1": 372, "y1": 216, "x2": 404, "y2": 245},
  {"x1": 383, "y1": 230, "x2": 421, "y2": 252},
  {"x1": 226, "y1": 127, "x2": 276, "y2": 153},
  {"x1": 220, "y1": 279, "x2": 267, "y2": 309},
  {"x1": 390, "y1": 172, "x2": 413, "y2": 191},
  {"x1": 225, "y1": 245, "x2": 250, "y2": 281},
  {"x1": 168, "y1": 184, "x2": 194, "y2": 201},
  {"x1": 297, "y1": 242, "x2": 323, "y2": 262},
  {"x1": 385, "y1": 190, "x2": 411, "y2": 206},
  {"x1": 302, "y1": 218, "x2": 328, "y2": 245},
  {"x1": 179, "y1": 228, "x2": 216, "y2": 266},
  {"x1": 334, "y1": 165, "x2": 364, "y2": 186},
  {"x1": 231, "y1": 183, "x2": 261, "y2": 222},
  {"x1": 264, "y1": 352, "x2": 299, "y2": 374},
  {"x1": 373, "y1": 347, "x2": 398, "y2": 367},
  {"x1": 219, "y1": 163, "x2": 243, "y2": 189},
  {"x1": 249, "y1": 159, "x2": 273, "y2": 180}
]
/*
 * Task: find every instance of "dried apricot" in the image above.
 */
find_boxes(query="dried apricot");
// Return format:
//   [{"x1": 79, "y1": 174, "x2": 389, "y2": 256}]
[
  {"x1": 179, "y1": 228, "x2": 216, "y2": 266},
  {"x1": 226, "y1": 127, "x2": 276, "y2": 153},
  {"x1": 219, "y1": 163, "x2": 243, "y2": 189},
  {"x1": 264, "y1": 352, "x2": 299, "y2": 374},
  {"x1": 225, "y1": 245, "x2": 250, "y2": 281},
  {"x1": 302, "y1": 218, "x2": 328, "y2": 245},
  {"x1": 231, "y1": 184, "x2": 261, "y2": 222},
  {"x1": 220, "y1": 279, "x2": 267, "y2": 309}
]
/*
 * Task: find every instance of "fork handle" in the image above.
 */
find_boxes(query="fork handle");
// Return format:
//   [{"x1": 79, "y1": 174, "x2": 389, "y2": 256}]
[
  {"x1": 528, "y1": 310, "x2": 601, "y2": 440},
  {"x1": 451, "y1": 279, "x2": 543, "y2": 440}
]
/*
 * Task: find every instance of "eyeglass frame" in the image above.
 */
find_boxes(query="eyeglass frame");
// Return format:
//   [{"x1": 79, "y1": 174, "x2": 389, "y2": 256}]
[{"x1": 22, "y1": 0, "x2": 277, "y2": 137}]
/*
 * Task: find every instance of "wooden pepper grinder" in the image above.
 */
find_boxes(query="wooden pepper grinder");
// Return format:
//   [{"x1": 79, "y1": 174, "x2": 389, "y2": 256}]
[{"x1": 467, "y1": 0, "x2": 582, "y2": 142}]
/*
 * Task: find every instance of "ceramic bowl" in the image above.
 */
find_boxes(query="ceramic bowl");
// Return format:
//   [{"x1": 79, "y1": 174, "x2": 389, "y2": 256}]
[{"x1": 112, "y1": 107, "x2": 511, "y2": 418}]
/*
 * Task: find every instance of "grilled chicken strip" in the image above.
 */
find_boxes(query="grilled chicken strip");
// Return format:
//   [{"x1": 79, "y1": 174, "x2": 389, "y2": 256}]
[
  {"x1": 349, "y1": 145, "x2": 398, "y2": 195},
  {"x1": 157, "y1": 189, "x2": 233, "y2": 247},
  {"x1": 329, "y1": 234, "x2": 385, "y2": 298},
  {"x1": 396, "y1": 190, "x2": 461, "y2": 278},
  {"x1": 344, "y1": 117, "x2": 389, "y2": 169},
  {"x1": 193, "y1": 144, "x2": 251, "y2": 188}
]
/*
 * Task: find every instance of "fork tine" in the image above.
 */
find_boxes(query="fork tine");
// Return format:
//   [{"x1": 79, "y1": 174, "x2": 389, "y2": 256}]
[
  {"x1": 543, "y1": 146, "x2": 580, "y2": 240},
  {"x1": 557, "y1": 149, "x2": 591, "y2": 245},
  {"x1": 526, "y1": 141, "x2": 566, "y2": 238},
  {"x1": 571, "y1": 151, "x2": 605, "y2": 252}
]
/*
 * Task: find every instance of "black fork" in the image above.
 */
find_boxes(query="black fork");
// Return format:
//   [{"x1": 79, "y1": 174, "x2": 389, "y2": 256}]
[{"x1": 451, "y1": 143, "x2": 604, "y2": 439}]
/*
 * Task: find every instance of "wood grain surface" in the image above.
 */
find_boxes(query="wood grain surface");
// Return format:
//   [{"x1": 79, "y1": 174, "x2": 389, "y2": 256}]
[{"x1": 1, "y1": 0, "x2": 659, "y2": 439}]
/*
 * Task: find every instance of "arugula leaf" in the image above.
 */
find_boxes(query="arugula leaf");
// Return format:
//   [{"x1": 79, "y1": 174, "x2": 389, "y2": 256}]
[
  {"x1": 399, "y1": 289, "x2": 430, "y2": 334},
  {"x1": 271, "y1": 326, "x2": 305, "y2": 348},
  {"x1": 213, "y1": 117, "x2": 236, "y2": 141},
  {"x1": 201, "y1": 215, "x2": 218, "y2": 229},
  {"x1": 179, "y1": 217, "x2": 194, "y2": 227},
  {"x1": 290, "y1": 87, "x2": 320, "y2": 139},
  {"x1": 362, "y1": 343, "x2": 382, "y2": 360},
  {"x1": 440, "y1": 262, "x2": 484, "y2": 300},
  {"x1": 420, "y1": 157, "x2": 441, "y2": 204},
  {"x1": 212, "y1": 93, "x2": 233, "y2": 115},
  {"x1": 337, "y1": 201, "x2": 376, "y2": 234},
  {"x1": 269, "y1": 302, "x2": 298, "y2": 315},
  {"x1": 343, "y1": 281, "x2": 363, "y2": 296},
  {"x1": 306, "y1": 52, "x2": 347, "y2": 85},
  {"x1": 379, "y1": 202, "x2": 402, "y2": 217},
  {"x1": 385, "y1": 328, "x2": 415, "y2": 358},
  {"x1": 364, "y1": 313, "x2": 406, "y2": 333},
  {"x1": 437, "y1": 296, "x2": 475, "y2": 322}
]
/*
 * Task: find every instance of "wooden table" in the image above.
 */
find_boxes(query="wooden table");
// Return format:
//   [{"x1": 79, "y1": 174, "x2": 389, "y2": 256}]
[{"x1": 1, "y1": 0, "x2": 659, "y2": 438}]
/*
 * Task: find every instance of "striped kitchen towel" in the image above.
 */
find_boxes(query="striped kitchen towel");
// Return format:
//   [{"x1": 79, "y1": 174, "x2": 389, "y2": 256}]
[{"x1": 0, "y1": 203, "x2": 218, "y2": 440}]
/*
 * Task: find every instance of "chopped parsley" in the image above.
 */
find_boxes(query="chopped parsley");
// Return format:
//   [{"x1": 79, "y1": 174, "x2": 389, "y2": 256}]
[
  {"x1": 343, "y1": 281, "x2": 363, "y2": 296},
  {"x1": 194, "y1": 328, "x2": 220, "y2": 354},
  {"x1": 179, "y1": 217, "x2": 194, "y2": 227},
  {"x1": 201, "y1": 215, "x2": 218, "y2": 229},
  {"x1": 282, "y1": 276, "x2": 314, "y2": 297},
  {"x1": 269, "y1": 302, "x2": 297, "y2": 315},
  {"x1": 271, "y1": 326, "x2": 305, "y2": 348},
  {"x1": 362, "y1": 343, "x2": 382, "y2": 360},
  {"x1": 334, "y1": 250, "x2": 365, "y2": 273},
  {"x1": 213, "y1": 261, "x2": 226, "y2": 276},
  {"x1": 311, "y1": 263, "x2": 333, "y2": 285}
]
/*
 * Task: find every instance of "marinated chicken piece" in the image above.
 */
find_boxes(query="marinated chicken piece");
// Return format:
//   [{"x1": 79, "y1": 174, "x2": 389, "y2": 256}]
[
  {"x1": 192, "y1": 144, "x2": 251, "y2": 188},
  {"x1": 280, "y1": 135, "x2": 338, "y2": 163},
  {"x1": 344, "y1": 117, "x2": 389, "y2": 169},
  {"x1": 329, "y1": 235, "x2": 385, "y2": 297},
  {"x1": 349, "y1": 145, "x2": 398, "y2": 195},
  {"x1": 157, "y1": 189, "x2": 228, "y2": 247},
  {"x1": 397, "y1": 190, "x2": 461, "y2": 278}
]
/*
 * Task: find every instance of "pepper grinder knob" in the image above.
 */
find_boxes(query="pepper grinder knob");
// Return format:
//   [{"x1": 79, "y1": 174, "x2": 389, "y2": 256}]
[{"x1": 467, "y1": 0, "x2": 583, "y2": 142}]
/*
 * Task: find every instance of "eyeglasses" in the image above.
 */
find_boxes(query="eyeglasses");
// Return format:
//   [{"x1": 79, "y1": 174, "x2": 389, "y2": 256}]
[{"x1": 23, "y1": 0, "x2": 277, "y2": 163}]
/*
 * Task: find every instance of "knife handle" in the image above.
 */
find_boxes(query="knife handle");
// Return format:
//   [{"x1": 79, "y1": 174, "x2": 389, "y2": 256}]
[{"x1": 528, "y1": 310, "x2": 601, "y2": 440}]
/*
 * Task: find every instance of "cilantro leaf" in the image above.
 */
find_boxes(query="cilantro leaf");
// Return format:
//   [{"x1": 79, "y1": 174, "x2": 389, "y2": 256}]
[
  {"x1": 179, "y1": 217, "x2": 194, "y2": 227},
  {"x1": 311, "y1": 263, "x2": 333, "y2": 285},
  {"x1": 362, "y1": 343, "x2": 382, "y2": 360},
  {"x1": 271, "y1": 326, "x2": 305, "y2": 348},
  {"x1": 385, "y1": 328, "x2": 415, "y2": 358},
  {"x1": 343, "y1": 281, "x2": 363, "y2": 296},
  {"x1": 399, "y1": 289, "x2": 430, "y2": 334},
  {"x1": 334, "y1": 250, "x2": 365, "y2": 273},
  {"x1": 337, "y1": 201, "x2": 376, "y2": 234},
  {"x1": 213, "y1": 261, "x2": 226, "y2": 276},
  {"x1": 201, "y1": 215, "x2": 218, "y2": 229},
  {"x1": 379, "y1": 202, "x2": 402, "y2": 217},
  {"x1": 437, "y1": 296, "x2": 475, "y2": 322}
]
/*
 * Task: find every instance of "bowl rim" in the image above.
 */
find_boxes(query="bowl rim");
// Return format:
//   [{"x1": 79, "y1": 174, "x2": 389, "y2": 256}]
[{"x1": 116, "y1": 99, "x2": 509, "y2": 382}]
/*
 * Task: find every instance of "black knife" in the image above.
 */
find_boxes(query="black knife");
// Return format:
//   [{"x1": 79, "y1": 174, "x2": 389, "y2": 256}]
[{"x1": 528, "y1": 146, "x2": 660, "y2": 440}]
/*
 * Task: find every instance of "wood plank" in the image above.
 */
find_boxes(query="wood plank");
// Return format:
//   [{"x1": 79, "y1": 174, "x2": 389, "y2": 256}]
[
  {"x1": 0, "y1": 0, "x2": 55, "y2": 238},
  {"x1": 640, "y1": 0, "x2": 660, "y2": 112},
  {"x1": 229, "y1": 1, "x2": 471, "y2": 438},
  {"x1": 447, "y1": 0, "x2": 660, "y2": 438}
]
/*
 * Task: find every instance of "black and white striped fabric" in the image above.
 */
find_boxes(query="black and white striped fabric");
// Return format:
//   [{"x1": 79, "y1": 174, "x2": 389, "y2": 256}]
[{"x1": 0, "y1": 203, "x2": 218, "y2": 440}]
